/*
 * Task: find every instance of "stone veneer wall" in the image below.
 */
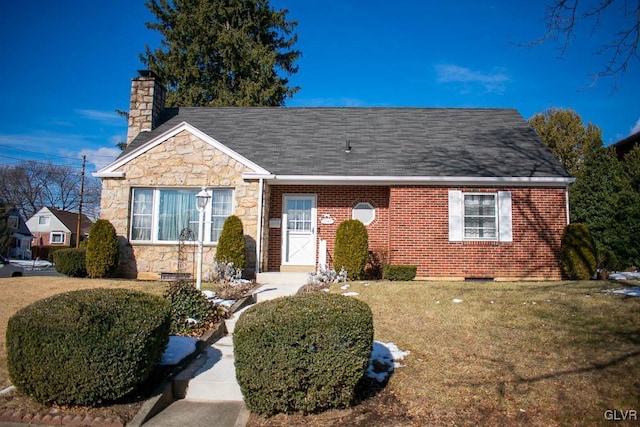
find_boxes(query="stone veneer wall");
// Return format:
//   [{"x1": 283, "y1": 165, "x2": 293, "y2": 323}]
[
  {"x1": 126, "y1": 76, "x2": 166, "y2": 144},
  {"x1": 100, "y1": 130, "x2": 260, "y2": 279}
]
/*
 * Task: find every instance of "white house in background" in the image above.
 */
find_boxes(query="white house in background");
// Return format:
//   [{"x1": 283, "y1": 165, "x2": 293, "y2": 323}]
[{"x1": 26, "y1": 207, "x2": 94, "y2": 249}]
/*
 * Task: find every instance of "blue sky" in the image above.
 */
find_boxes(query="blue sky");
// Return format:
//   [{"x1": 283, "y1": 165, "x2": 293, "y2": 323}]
[{"x1": 0, "y1": 0, "x2": 638, "y2": 174}]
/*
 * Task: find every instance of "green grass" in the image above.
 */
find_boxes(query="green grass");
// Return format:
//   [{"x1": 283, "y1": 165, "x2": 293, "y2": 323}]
[{"x1": 329, "y1": 280, "x2": 640, "y2": 426}]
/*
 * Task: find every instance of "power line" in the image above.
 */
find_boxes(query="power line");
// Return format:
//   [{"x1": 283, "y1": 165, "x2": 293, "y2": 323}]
[
  {"x1": 0, "y1": 143, "x2": 120, "y2": 160},
  {"x1": 0, "y1": 157, "x2": 102, "y2": 176},
  {"x1": 0, "y1": 144, "x2": 83, "y2": 161}
]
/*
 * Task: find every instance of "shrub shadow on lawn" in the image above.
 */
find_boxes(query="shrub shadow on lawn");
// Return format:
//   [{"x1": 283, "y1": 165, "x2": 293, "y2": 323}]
[{"x1": 353, "y1": 341, "x2": 395, "y2": 404}]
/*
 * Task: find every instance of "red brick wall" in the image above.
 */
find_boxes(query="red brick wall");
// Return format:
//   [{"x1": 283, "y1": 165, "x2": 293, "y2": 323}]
[
  {"x1": 389, "y1": 186, "x2": 566, "y2": 279},
  {"x1": 267, "y1": 186, "x2": 390, "y2": 271},
  {"x1": 266, "y1": 185, "x2": 567, "y2": 280}
]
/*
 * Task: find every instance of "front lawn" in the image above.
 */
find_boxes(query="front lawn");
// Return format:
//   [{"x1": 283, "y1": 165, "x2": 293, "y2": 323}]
[
  {"x1": 1, "y1": 278, "x2": 638, "y2": 426},
  {"x1": 252, "y1": 280, "x2": 640, "y2": 426}
]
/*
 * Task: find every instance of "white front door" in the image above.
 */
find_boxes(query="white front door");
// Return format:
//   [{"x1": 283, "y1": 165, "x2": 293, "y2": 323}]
[{"x1": 282, "y1": 195, "x2": 317, "y2": 266}]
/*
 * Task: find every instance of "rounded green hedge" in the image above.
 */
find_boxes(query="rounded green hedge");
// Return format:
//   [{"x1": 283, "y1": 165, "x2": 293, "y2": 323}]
[
  {"x1": 53, "y1": 248, "x2": 87, "y2": 277},
  {"x1": 234, "y1": 293, "x2": 374, "y2": 416},
  {"x1": 6, "y1": 288, "x2": 171, "y2": 405},
  {"x1": 560, "y1": 223, "x2": 597, "y2": 280}
]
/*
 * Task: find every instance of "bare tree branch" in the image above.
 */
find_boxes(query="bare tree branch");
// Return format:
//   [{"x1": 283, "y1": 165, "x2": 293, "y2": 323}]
[
  {"x1": 524, "y1": 0, "x2": 639, "y2": 86},
  {"x1": 0, "y1": 161, "x2": 101, "y2": 220}
]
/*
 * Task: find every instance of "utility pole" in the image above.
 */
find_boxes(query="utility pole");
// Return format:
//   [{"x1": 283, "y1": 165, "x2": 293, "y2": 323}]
[{"x1": 76, "y1": 155, "x2": 86, "y2": 248}]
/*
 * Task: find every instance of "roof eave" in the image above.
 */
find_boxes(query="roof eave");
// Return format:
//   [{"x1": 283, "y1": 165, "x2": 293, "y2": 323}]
[{"x1": 241, "y1": 174, "x2": 575, "y2": 187}]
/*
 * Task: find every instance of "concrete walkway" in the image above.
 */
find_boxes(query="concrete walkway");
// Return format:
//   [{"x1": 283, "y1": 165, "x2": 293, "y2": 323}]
[{"x1": 143, "y1": 274, "x2": 307, "y2": 427}]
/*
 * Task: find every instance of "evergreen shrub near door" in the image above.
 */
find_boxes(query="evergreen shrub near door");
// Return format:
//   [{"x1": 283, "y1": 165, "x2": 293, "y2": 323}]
[
  {"x1": 215, "y1": 215, "x2": 246, "y2": 270},
  {"x1": 234, "y1": 293, "x2": 374, "y2": 416},
  {"x1": 6, "y1": 288, "x2": 171, "y2": 405},
  {"x1": 334, "y1": 219, "x2": 369, "y2": 280}
]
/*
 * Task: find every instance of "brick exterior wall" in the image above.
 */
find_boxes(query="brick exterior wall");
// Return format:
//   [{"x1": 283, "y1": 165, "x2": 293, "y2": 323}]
[
  {"x1": 267, "y1": 185, "x2": 391, "y2": 272},
  {"x1": 266, "y1": 185, "x2": 567, "y2": 280},
  {"x1": 388, "y1": 186, "x2": 566, "y2": 280}
]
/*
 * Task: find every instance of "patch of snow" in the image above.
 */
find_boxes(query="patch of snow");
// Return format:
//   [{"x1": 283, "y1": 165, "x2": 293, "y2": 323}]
[
  {"x1": 452, "y1": 298, "x2": 463, "y2": 303},
  {"x1": 603, "y1": 287, "x2": 640, "y2": 297},
  {"x1": 342, "y1": 291, "x2": 359, "y2": 296},
  {"x1": 160, "y1": 336, "x2": 198, "y2": 365},
  {"x1": 608, "y1": 272, "x2": 640, "y2": 280},
  {"x1": 202, "y1": 290, "x2": 216, "y2": 299},
  {"x1": 366, "y1": 341, "x2": 411, "y2": 383},
  {"x1": 0, "y1": 385, "x2": 15, "y2": 396},
  {"x1": 340, "y1": 284, "x2": 350, "y2": 290},
  {"x1": 186, "y1": 317, "x2": 198, "y2": 324},
  {"x1": 212, "y1": 298, "x2": 235, "y2": 307},
  {"x1": 435, "y1": 300, "x2": 440, "y2": 304},
  {"x1": 10, "y1": 259, "x2": 53, "y2": 271},
  {"x1": 322, "y1": 288, "x2": 330, "y2": 292}
]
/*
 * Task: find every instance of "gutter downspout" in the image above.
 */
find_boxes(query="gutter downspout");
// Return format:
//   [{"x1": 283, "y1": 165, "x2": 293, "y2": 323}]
[
  {"x1": 565, "y1": 183, "x2": 570, "y2": 225},
  {"x1": 255, "y1": 178, "x2": 264, "y2": 275}
]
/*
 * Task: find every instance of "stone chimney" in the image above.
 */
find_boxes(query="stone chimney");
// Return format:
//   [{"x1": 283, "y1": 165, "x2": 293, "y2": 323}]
[{"x1": 126, "y1": 70, "x2": 166, "y2": 144}]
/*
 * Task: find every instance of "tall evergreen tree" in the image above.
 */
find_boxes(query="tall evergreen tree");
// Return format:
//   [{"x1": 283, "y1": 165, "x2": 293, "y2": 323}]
[
  {"x1": 570, "y1": 144, "x2": 640, "y2": 268},
  {"x1": 141, "y1": 0, "x2": 301, "y2": 107}
]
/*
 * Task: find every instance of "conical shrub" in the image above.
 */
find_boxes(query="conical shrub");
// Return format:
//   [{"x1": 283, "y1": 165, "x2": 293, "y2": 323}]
[
  {"x1": 86, "y1": 219, "x2": 120, "y2": 278},
  {"x1": 215, "y1": 215, "x2": 245, "y2": 270},
  {"x1": 334, "y1": 219, "x2": 369, "y2": 280}
]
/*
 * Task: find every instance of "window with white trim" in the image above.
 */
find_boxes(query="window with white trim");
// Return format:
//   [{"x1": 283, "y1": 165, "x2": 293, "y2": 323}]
[
  {"x1": 352, "y1": 202, "x2": 375, "y2": 225},
  {"x1": 130, "y1": 188, "x2": 233, "y2": 243},
  {"x1": 463, "y1": 194, "x2": 496, "y2": 239},
  {"x1": 448, "y1": 190, "x2": 512, "y2": 242},
  {"x1": 50, "y1": 232, "x2": 66, "y2": 244},
  {"x1": 38, "y1": 216, "x2": 50, "y2": 225}
]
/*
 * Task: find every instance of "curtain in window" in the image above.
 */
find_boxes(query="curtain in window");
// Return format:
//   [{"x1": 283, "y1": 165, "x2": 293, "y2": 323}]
[
  {"x1": 158, "y1": 189, "x2": 198, "y2": 241},
  {"x1": 464, "y1": 195, "x2": 496, "y2": 238}
]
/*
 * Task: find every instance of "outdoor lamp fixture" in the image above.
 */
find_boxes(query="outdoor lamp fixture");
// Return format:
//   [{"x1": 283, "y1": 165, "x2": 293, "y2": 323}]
[{"x1": 196, "y1": 187, "x2": 211, "y2": 290}]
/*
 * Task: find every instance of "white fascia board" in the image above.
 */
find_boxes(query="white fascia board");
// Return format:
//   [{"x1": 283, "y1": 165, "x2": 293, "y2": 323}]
[
  {"x1": 242, "y1": 173, "x2": 276, "y2": 180},
  {"x1": 92, "y1": 171, "x2": 125, "y2": 178},
  {"x1": 265, "y1": 175, "x2": 575, "y2": 187},
  {"x1": 94, "y1": 121, "x2": 270, "y2": 177}
]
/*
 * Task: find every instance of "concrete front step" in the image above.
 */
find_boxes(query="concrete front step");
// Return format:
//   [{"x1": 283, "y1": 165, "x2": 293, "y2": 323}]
[
  {"x1": 256, "y1": 271, "x2": 309, "y2": 286},
  {"x1": 169, "y1": 282, "x2": 304, "y2": 405}
]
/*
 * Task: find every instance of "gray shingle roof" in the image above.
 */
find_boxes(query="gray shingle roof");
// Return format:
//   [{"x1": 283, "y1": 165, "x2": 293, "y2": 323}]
[{"x1": 121, "y1": 107, "x2": 570, "y2": 178}]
